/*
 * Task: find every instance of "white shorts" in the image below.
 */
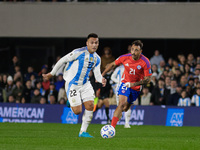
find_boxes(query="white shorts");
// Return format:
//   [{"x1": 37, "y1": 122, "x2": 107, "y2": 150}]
[{"x1": 65, "y1": 81, "x2": 95, "y2": 107}]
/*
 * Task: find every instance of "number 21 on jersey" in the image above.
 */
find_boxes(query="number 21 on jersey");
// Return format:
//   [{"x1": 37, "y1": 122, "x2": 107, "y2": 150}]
[{"x1": 129, "y1": 68, "x2": 135, "y2": 75}]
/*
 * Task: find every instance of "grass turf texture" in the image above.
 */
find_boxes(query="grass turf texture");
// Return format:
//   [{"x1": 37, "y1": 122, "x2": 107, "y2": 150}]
[{"x1": 0, "y1": 123, "x2": 200, "y2": 150}]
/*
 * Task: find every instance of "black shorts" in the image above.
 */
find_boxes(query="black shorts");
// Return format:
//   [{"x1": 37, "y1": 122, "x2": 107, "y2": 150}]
[{"x1": 99, "y1": 86, "x2": 110, "y2": 100}]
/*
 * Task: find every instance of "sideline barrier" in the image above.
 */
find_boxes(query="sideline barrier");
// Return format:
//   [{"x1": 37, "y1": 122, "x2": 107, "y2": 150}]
[{"x1": 0, "y1": 103, "x2": 200, "y2": 126}]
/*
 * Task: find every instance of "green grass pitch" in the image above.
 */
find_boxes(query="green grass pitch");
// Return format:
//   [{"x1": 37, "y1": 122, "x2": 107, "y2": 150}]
[{"x1": 0, "y1": 123, "x2": 200, "y2": 150}]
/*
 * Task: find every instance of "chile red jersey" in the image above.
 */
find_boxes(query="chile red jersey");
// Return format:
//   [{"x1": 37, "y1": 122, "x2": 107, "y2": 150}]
[{"x1": 115, "y1": 53, "x2": 152, "y2": 91}]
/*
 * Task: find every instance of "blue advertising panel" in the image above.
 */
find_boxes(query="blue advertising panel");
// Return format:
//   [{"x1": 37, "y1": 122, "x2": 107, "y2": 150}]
[
  {"x1": 0, "y1": 103, "x2": 77, "y2": 124},
  {"x1": 87, "y1": 105, "x2": 167, "y2": 126},
  {"x1": 166, "y1": 108, "x2": 184, "y2": 127},
  {"x1": 0, "y1": 103, "x2": 200, "y2": 127}
]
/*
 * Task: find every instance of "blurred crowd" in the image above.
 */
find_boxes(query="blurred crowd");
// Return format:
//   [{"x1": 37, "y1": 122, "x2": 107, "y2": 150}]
[
  {"x1": 0, "y1": 47, "x2": 200, "y2": 107},
  {"x1": 0, "y1": 56, "x2": 67, "y2": 105}
]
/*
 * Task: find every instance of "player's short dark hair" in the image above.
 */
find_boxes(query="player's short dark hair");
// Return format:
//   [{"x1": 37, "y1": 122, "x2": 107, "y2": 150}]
[
  {"x1": 132, "y1": 40, "x2": 143, "y2": 49},
  {"x1": 87, "y1": 33, "x2": 98, "y2": 40}
]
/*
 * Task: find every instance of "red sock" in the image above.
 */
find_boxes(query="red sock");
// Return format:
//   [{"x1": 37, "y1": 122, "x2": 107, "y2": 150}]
[{"x1": 111, "y1": 117, "x2": 119, "y2": 128}]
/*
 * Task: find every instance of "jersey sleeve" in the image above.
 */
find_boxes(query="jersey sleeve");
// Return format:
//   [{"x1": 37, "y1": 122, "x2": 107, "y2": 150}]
[
  {"x1": 115, "y1": 57, "x2": 123, "y2": 66},
  {"x1": 93, "y1": 55, "x2": 103, "y2": 83},
  {"x1": 111, "y1": 67, "x2": 120, "y2": 83},
  {"x1": 143, "y1": 60, "x2": 152, "y2": 77},
  {"x1": 50, "y1": 50, "x2": 80, "y2": 76}
]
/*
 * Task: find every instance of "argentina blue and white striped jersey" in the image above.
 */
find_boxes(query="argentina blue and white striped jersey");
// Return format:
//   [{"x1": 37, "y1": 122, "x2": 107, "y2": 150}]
[
  {"x1": 191, "y1": 94, "x2": 200, "y2": 106},
  {"x1": 50, "y1": 46, "x2": 102, "y2": 86},
  {"x1": 111, "y1": 65, "x2": 125, "y2": 94},
  {"x1": 177, "y1": 97, "x2": 191, "y2": 107}
]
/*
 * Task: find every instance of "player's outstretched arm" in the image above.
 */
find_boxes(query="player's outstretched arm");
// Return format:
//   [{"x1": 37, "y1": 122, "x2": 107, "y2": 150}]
[
  {"x1": 42, "y1": 73, "x2": 53, "y2": 80},
  {"x1": 102, "y1": 61, "x2": 117, "y2": 77},
  {"x1": 125, "y1": 76, "x2": 151, "y2": 88}
]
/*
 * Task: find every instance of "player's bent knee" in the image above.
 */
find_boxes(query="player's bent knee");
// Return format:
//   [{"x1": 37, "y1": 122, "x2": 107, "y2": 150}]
[
  {"x1": 73, "y1": 110, "x2": 82, "y2": 115},
  {"x1": 84, "y1": 101, "x2": 94, "y2": 111},
  {"x1": 71, "y1": 106, "x2": 82, "y2": 115},
  {"x1": 123, "y1": 107, "x2": 129, "y2": 112},
  {"x1": 118, "y1": 102, "x2": 125, "y2": 108}
]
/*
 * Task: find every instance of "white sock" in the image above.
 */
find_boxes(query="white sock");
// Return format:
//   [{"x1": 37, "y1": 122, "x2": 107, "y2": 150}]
[
  {"x1": 125, "y1": 109, "x2": 131, "y2": 125},
  {"x1": 80, "y1": 110, "x2": 93, "y2": 133}
]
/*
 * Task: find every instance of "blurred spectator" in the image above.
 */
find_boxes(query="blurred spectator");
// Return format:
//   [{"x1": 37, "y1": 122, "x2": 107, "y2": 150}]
[
  {"x1": 49, "y1": 94, "x2": 56, "y2": 104},
  {"x1": 196, "y1": 63, "x2": 200, "y2": 69},
  {"x1": 169, "y1": 79, "x2": 177, "y2": 94},
  {"x1": 127, "y1": 44, "x2": 132, "y2": 53},
  {"x1": 178, "y1": 54, "x2": 186, "y2": 72},
  {"x1": 21, "y1": 97, "x2": 26, "y2": 104},
  {"x1": 31, "y1": 88, "x2": 41, "y2": 104},
  {"x1": 13, "y1": 65, "x2": 23, "y2": 83},
  {"x1": 54, "y1": 73, "x2": 65, "y2": 92},
  {"x1": 23, "y1": 80, "x2": 34, "y2": 103},
  {"x1": 168, "y1": 71, "x2": 174, "y2": 79},
  {"x1": 45, "y1": 83, "x2": 58, "y2": 103},
  {"x1": 174, "y1": 68, "x2": 182, "y2": 83},
  {"x1": 58, "y1": 97, "x2": 66, "y2": 105},
  {"x1": 194, "y1": 76, "x2": 200, "y2": 87},
  {"x1": 150, "y1": 50, "x2": 165, "y2": 67},
  {"x1": 165, "y1": 76, "x2": 171, "y2": 89},
  {"x1": 191, "y1": 88, "x2": 200, "y2": 106},
  {"x1": 24, "y1": 66, "x2": 38, "y2": 82},
  {"x1": 187, "y1": 53, "x2": 196, "y2": 70},
  {"x1": 150, "y1": 78, "x2": 170, "y2": 105},
  {"x1": 194, "y1": 68, "x2": 200, "y2": 80},
  {"x1": 188, "y1": 78, "x2": 195, "y2": 93},
  {"x1": 9, "y1": 56, "x2": 20, "y2": 76},
  {"x1": 166, "y1": 57, "x2": 173, "y2": 69},
  {"x1": 197, "y1": 57, "x2": 200, "y2": 64},
  {"x1": 15, "y1": 98, "x2": 21, "y2": 103},
  {"x1": 171, "y1": 60, "x2": 180, "y2": 74},
  {"x1": 158, "y1": 60, "x2": 165, "y2": 74},
  {"x1": 42, "y1": 77, "x2": 50, "y2": 91},
  {"x1": 168, "y1": 85, "x2": 182, "y2": 105},
  {"x1": 38, "y1": 65, "x2": 48, "y2": 81},
  {"x1": 58, "y1": 86, "x2": 67, "y2": 102},
  {"x1": 36, "y1": 81, "x2": 45, "y2": 96},
  {"x1": 2, "y1": 74, "x2": 8, "y2": 88},
  {"x1": 177, "y1": 90, "x2": 191, "y2": 106},
  {"x1": 179, "y1": 75, "x2": 188, "y2": 88},
  {"x1": 164, "y1": 65, "x2": 170, "y2": 72},
  {"x1": 8, "y1": 95, "x2": 15, "y2": 103},
  {"x1": 186, "y1": 85, "x2": 193, "y2": 98},
  {"x1": 0, "y1": 74, "x2": 3, "y2": 88},
  {"x1": 140, "y1": 87, "x2": 151, "y2": 105},
  {"x1": 184, "y1": 63, "x2": 193, "y2": 79},
  {"x1": 40, "y1": 96, "x2": 47, "y2": 104},
  {"x1": 161, "y1": 70, "x2": 169, "y2": 79},
  {"x1": 151, "y1": 64, "x2": 159, "y2": 75},
  {"x1": 0, "y1": 87, "x2": 4, "y2": 102},
  {"x1": 100, "y1": 47, "x2": 115, "y2": 72},
  {"x1": 151, "y1": 72, "x2": 158, "y2": 87},
  {"x1": 12, "y1": 80, "x2": 23, "y2": 101},
  {"x1": 5, "y1": 76, "x2": 15, "y2": 99},
  {"x1": 30, "y1": 74, "x2": 37, "y2": 88}
]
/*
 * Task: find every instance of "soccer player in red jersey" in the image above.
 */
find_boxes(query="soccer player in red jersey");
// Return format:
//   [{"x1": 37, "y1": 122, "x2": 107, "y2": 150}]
[{"x1": 102, "y1": 40, "x2": 152, "y2": 128}]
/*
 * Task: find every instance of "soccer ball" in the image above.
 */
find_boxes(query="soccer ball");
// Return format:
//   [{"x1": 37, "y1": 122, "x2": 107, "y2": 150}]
[{"x1": 100, "y1": 125, "x2": 115, "y2": 138}]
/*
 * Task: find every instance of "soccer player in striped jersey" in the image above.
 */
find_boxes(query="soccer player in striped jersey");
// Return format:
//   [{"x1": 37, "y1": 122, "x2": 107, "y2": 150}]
[
  {"x1": 43, "y1": 33, "x2": 106, "y2": 137},
  {"x1": 102, "y1": 40, "x2": 152, "y2": 128}
]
